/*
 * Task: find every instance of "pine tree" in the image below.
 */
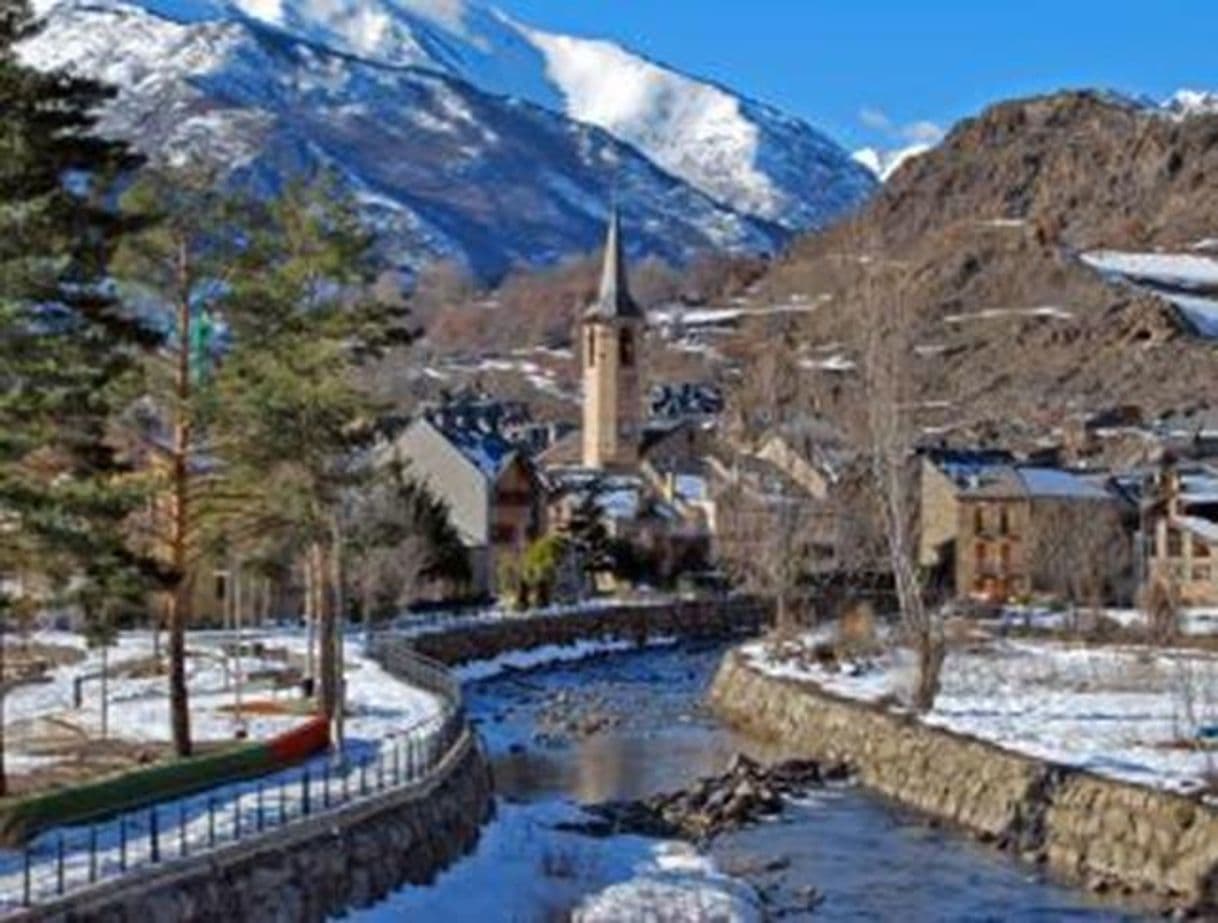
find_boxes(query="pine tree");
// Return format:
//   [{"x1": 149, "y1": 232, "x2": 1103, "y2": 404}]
[
  {"x1": 113, "y1": 168, "x2": 237, "y2": 758},
  {"x1": 0, "y1": 0, "x2": 158, "y2": 790},
  {"x1": 212, "y1": 175, "x2": 415, "y2": 735}
]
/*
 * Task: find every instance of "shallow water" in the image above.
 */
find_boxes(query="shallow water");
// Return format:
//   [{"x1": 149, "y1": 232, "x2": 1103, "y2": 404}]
[
  {"x1": 355, "y1": 642, "x2": 1149, "y2": 921},
  {"x1": 469, "y1": 642, "x2": 1147, "y2": 922}
]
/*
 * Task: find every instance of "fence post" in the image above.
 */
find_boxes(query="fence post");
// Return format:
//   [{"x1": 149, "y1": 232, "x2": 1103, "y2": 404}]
[
  {"x1": 208, "y1": 797, "x2": 216, "y2": 848},
  {"x1": 323, "y1": 762, "x2": 330, "y2": 809},
  {"x1": 280, "y1": 776, "x2": 287, "y2": 825},
  {"x1": 120, "y1": 815, "x2": 128, "y2": 872},
  {"x1": 234, "y1": 792, "x2": 242, "y2": 841},
  {"x1": 22, "y1": 845, "x2": 31, "y2": 906},
  {"x1": 89, "y1": 825, "x2": 98, "y2": 883},
  {"x1": 257, "y1": 783, "x2": 265, "y2": 832},
  {"x1": 393, "y1": 739, "x2": 401, "y2": 786},
  {"x1": 360, "y1": 757, "x2": 368, "y2": 796},
  {"x1": 180, "y1": 802, "x2": 188, "y2": 858},
  {"x1": 377, "y1": 748, "x2": 385, "y2": 791},
  {"x1": 56, "y1": 833, "x2": 64, "y2": 895},
  {"x1": 149, "y1": 807, "x2": 159, "y2": 864},
  {"x1": 302, "y1": 767, "x2": 311, "y2": 816}
]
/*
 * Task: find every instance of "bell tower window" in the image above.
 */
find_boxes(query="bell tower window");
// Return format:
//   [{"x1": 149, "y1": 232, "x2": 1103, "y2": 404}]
[
  {"x1": 619, "y1": 328, "x2": 634, "y2": 367},
  {"x1": 587, "y1": 328, "x2": 596, "y2": 367}
]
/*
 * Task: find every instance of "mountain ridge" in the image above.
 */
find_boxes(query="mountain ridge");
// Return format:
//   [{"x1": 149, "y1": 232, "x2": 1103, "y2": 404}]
[{"x1": 23, "y1": 0, "x2": 874, "y2": 277}]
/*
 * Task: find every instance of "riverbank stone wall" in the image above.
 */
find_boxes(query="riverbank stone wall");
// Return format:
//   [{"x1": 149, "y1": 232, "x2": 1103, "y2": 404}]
[
  {"x1": 410, "y1": 598, "x2": 770, "y2": 666},
  {"x1": 18, "y1": 731, "x2": 494, "y2": 923},
  {"x1": 707, "y1": 651, "x2": 1218, "y2": 914}
]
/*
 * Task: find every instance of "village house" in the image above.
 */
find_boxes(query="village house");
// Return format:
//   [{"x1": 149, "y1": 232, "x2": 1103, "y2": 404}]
[
  {"x1": 1145, "y1": 460, "x2": 1218, "y2": 605},
  {"x1": 953, "y1": 464, "x2": 1127, "y2": 603},
  {"x1": 385, "y1": 415, "x2": 544, "y2": 596},
  {"x1": 918, "y1": 449, "x2": 1016, "y2": 581}
]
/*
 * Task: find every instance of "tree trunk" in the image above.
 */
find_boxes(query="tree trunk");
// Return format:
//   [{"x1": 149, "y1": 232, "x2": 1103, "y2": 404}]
[
  {"x1": 303, "y1": 553, "x2": 316, "y2": 688},
  {"x1": 322, "y1": 517, "x2": 346, "y2": 748},
  {"x1": 0, "y1": 613, "x2": 7, "y2": 797},
  {"x1": 913, "y1": 629, "x2": 946, "y2": 713},
  {"x1": 361, "y1": 579, "x2": 374, "y2": 653},
  {"x1": 316, "y1": 540, "x2": 339, "y2": 725},
  {"x1": 167, "y1": 273, "x2": 194, "y2": 758},
  {"x1": 233, "y1": 560, "x2": 244, "y2": 734},
  {"x1": 100, "y1": 643, "x2": 109, "y2": 740}
]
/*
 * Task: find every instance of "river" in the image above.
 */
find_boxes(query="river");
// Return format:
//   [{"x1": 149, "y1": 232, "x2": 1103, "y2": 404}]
[{"x1": 351, "y1": 641, "x2": 1150, "y2": 922}]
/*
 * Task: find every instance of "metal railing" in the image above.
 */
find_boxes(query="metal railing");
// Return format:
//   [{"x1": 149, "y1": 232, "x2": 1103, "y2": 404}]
[{"x1": 0, "y1": 642, "x2": 468, "y2": 916}]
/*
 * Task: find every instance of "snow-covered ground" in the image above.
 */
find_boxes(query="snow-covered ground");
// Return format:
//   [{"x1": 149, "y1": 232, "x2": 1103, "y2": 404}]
[
  {"x1": 743, "y1": 633, "x2": 1218, "y2": 795},
  {"x1": 0, "y1": 627, "x2": 451, "y2": 912},
  {"x1": 5, "y1": 628, "x2": 441, "y2": 765}
]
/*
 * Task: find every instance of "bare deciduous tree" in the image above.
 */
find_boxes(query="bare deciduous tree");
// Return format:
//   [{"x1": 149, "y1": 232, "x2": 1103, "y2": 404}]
[
  {"x1": 1030, "y1": 501, "x2": 1130, "y2": 632},
  {"x1": 715, "y1": 477, "x2": 829, "y2": 636},
  {"x1": 856, "y1": 252, "x2": 945, "y2": 712}
]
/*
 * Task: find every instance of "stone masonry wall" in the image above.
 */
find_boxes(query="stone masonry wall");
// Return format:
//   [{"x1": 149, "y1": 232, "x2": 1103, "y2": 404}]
[
  {"x1": 411, "y1": 598, "x2": 770, "y2": 666},
  {"x1": 708, "y1": 651, "x2": 1218, "y2": 913},
  {"x1": 19, "y1": 732, "x2": 494, "y2": 923}
]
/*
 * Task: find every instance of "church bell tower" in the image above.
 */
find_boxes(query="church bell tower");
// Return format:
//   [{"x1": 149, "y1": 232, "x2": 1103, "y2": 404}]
[{"x1": 582, "y1": 210, "x2": 643, "y2": 471}]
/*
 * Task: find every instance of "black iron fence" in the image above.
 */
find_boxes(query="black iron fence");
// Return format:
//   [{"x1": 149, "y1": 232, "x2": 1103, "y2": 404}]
[{"x1": 0, "y1": 642, "x2": 468, "y2": 915}]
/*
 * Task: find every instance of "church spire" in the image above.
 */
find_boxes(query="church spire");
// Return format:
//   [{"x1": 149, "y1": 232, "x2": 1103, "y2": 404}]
[{"x1": 585, "y1": 208, "x2": 642, "y2": 321}]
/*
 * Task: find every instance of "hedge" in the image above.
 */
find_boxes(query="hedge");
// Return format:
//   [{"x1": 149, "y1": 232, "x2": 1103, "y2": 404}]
[{"x1": 0, "y1": 716, "x2": 330, "y2": 846}]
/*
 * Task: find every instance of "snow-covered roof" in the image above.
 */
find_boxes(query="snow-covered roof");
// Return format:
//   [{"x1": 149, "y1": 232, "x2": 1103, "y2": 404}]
[
  {"x1": 437, "y1": 424, "x2": 517, "y2": 480},
  {"x1": 1017, "y1": 467, "x2": 1112, "y2": 501},
  {"x1": 1175, "y1": 515, "x2": 1218, "y2": 545},
  {"x1": 674, "y1": 474, "x2": 708, "y2": 502}
]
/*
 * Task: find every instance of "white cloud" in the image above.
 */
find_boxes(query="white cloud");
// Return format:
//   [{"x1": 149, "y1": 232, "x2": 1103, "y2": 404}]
[
  {"x1": 899, "y1": 119, "x2": 944, "y2": 145},
  {"x1": 858, "y1": 106, "x2": 892, "y2": 132},
  {"x1": 858, "y1": 106, "x2": 943, "y2": 147}
]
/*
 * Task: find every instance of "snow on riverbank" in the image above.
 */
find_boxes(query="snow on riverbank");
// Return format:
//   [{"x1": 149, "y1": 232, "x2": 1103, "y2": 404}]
[
  {"x1": 454, "y1": 635, "x2": 680, "y2": 683},
  {"x1": 743, "y1": 635, "x2": 1218, "y2": 794},
  {"x1": 346, "y1": 799, "x2": 761, "y2": 923}
]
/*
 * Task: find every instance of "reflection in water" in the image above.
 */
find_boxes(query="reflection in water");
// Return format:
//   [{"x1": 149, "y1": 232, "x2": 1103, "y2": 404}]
[{"x1": 465, "y1": 644, "x2": 1148, "y2": 923}]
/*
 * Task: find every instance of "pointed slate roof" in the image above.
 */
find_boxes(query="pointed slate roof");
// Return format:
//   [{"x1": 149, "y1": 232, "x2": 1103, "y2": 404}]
[{"x1": 584, "y1": 209, "x2": 643, "y2": 321}]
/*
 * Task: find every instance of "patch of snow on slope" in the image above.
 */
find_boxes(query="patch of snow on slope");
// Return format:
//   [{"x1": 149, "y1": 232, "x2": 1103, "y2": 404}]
[
  {"x1": 514, "y1": 24, "x2": 779, "y2": 220},
  {"x1": 1081, "y1": 250, "x2": 1218, "y2": 338},
  {"x1": 1082, "y1": 250, "x2": 1218, "y2": 289}
]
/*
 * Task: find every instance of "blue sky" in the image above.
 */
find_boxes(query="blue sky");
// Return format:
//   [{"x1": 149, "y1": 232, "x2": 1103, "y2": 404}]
[{"x1": 502, "y1": 0, "x2": 1218, "y2": 151}]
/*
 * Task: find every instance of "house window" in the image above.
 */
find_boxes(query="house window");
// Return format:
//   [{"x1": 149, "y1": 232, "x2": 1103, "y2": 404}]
[
  {"x1": 215, "y1": 573, "x2": 227, "y2": 602},
  {"x1": 1194, "y1": 539, "x2": 1211, "y2": 559},
  {"x1": 975, "y1": 542, "x2": 987, "y2": 569},
  {"x1": 587, "y1": 329, "x2": 596, "y2": 367},
  {"x1": 973, "y1": 507, "x2": 985, "y2": 534},
  {"x1": 1167, "y1": 529, "x2": 1183, "y2": 558},
  {"x1": 1193, "y1": 565, "x2": 1212, "y2": 582},
  {"x1": 999, "y1": 506, "x2": 1011, "y2": 536},
  {"x1": 999, "y1": 543, "x2": 1011, "y2": 573},
  {"x1": 619, "y1": 328, "x2": 634, "y2": 367}
]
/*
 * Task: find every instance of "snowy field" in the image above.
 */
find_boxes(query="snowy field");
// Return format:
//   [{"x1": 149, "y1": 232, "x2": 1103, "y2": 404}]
[
  {"x1": 0, "y1": 627, "x2": 451, "y2": 913},
  {"x1": 744, "y1": 632, "x2": 1218, "y2": 795},
  {"x1": 4, "y1": 628, "x2": 442, "y2": 772}
]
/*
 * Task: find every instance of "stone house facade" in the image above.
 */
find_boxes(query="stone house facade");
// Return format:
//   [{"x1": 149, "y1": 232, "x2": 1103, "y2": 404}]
[
  {"x1": 386, "y1": 418, "x2": 544, "y2": 595},
  {"x1": 943, "y1": 462, "x2": 1126, "y2": 603}
]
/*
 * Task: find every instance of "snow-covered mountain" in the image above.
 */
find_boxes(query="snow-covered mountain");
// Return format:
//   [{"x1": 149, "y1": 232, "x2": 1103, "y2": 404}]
[
  {"x1": 1161, "y1": 88, "x2": 1218, "y2": 118},
  {"x1": 852, "y1": 144, "x2": 931, "y2": 183},
  {"x1": 22, "y1": 0, "x2": 875, "y2": 277}
]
